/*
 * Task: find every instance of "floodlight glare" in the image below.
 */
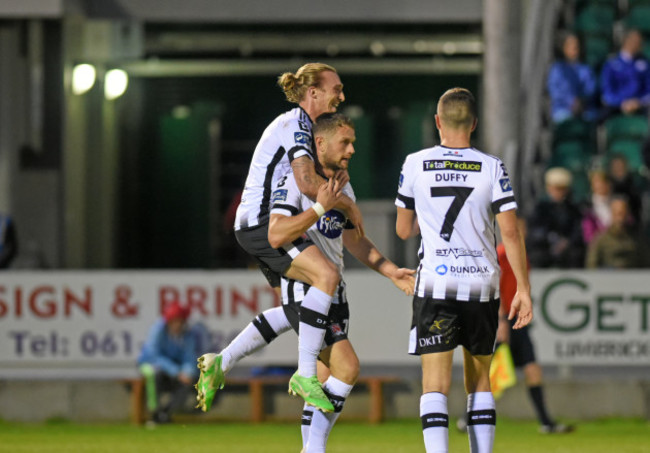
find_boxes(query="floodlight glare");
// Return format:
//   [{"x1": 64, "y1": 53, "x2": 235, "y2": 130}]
[
  {"x1": 104, "y1": 69, "x2": 129, "y2": 100},
  {"x1": 71, "y1": 64, "x2": 96, "y2": 95}
]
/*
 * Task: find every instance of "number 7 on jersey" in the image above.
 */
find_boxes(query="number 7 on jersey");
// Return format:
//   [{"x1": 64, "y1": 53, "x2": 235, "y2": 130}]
[{"x1": 430, "y1": 186, "x2": 474, "y2": 242}]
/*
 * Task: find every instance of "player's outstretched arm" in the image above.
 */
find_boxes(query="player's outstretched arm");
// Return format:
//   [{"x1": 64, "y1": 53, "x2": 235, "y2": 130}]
[
  {"x1": 292, "y1": 156, "x2": 364, "y2": 237},
  {"x1": 496, "y1": 209, "x2": 533, "y2": 329},
  {"x1": 342, "y1": 229, "x2": 415, "y2": 296},
  {"x1": 268, "y1": 178, "x2": 342, "y2": 248},
  {"x1": 395, "y1": 207, "x2": 420, "y2": 240}
]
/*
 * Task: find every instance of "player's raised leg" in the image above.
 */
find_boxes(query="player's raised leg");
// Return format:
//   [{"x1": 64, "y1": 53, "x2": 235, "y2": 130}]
[
  {"x1": 195, "y1": 306, "x2": 292, "y2": 412},
  {"x1": 463, "y1": 349, "x2": 496, "y2": 453}
]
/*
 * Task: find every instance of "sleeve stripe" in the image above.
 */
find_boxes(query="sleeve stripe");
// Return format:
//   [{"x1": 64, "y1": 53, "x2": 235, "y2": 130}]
[
  {"x1": 288, "y1": 146, "x2": 313, "y2": 162},
  {"x1": 491, "y1": 196, "x2": 516, "y2": 214},
  {"x1": 271, "y1": 204, "x2": 300, "y2": 216},
  {"x1": 396, "y1": 193, "x2": 415, "y2": 210}
]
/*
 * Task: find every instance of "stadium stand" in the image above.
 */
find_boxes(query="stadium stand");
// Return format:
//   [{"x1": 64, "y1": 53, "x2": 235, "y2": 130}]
[{"x1": 540, "y1": 0, "x2": 650, "y2": 263}]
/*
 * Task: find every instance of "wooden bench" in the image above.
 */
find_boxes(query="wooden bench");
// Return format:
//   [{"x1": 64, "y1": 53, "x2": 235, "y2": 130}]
[{"x1": 127, "y1": 375, "x2": 400, "y2": 425}]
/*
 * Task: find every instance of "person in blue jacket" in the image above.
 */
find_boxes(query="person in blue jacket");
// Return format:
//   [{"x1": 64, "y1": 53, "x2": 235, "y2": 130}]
[
  {"x1": 138, "y1": 302, "x2": 198, "y2": 424},
  {"x1": 547, "y1": 33, "x2": 598, "y2": 123},
  {"x1": 600, "y1": 29, "x2": 650, "y2": 115}
]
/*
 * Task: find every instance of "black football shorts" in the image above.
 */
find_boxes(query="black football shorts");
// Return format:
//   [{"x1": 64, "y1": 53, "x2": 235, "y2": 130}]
[
  {"x1": 409, "y1": 296, "x2": 499, "y2": 356},
  {"x1": 235, "y1": 222, "x2": 314, "y2": 288}
]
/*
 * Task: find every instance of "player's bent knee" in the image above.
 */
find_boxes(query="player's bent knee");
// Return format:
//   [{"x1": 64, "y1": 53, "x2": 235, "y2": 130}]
[{"x1": 311, "y1": 260, "x2": 341, "y2": 293}]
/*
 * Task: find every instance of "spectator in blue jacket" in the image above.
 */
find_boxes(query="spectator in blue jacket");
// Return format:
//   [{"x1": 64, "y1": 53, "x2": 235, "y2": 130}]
[
  {"x1": 600, "y1": 29, "x2": 650, "y2": 115},
  {"x1": 547, "y1": 33, "x2": 598, "y2": 123},
  {"x1": 138, "y1": 302, "x2": 198, "y2": 424}
]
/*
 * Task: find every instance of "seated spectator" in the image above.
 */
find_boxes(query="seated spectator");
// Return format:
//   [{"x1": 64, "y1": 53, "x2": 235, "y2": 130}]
[
  {"x1": 586, "y1": 196, "x2": 648, "y2": 268},
  {"x1": 528, "y1": 168, "x2": 585, "y2": 268},
  {"x1": 547, "y1": 33, "x2": 598, "y2": 123},
  {"x1": 138, "y1": 302, "x2": 198, "y2": 424},
  {"x1": 600, "y1": 29, "x2": 650, "y2": 116},
  {"x1": 581, "y1": 170, "x2": 613, "y2": 244},
  {"x1": 608, "y1": 154, "x2": 643, "y2": 224},
  {"x1": 0, "y1": 212, "x2": 18, "y2": 269}
]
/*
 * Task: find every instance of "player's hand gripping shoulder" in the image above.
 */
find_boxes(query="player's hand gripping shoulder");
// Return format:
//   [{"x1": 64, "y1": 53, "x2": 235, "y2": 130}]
[
  {"x1": 333, "y1": 169, "x2": 350, "y2": 187},
  {"x1": 509, "y1": 290, "x2": 533, "y2": 330},
  {"x1": 316, "y1": 178, "x2": 343, "y2": 212},
  {"x1": 389, "y1": 268, "x2": 416, "y2": 296}
]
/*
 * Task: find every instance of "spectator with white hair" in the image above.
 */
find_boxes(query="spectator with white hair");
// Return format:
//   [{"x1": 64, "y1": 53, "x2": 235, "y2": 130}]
[{"x1": 527, "y1": 168, "x2": 585, "y2": 268}]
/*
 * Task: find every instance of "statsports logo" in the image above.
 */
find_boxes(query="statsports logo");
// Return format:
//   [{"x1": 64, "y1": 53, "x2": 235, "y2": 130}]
[{"x1": 316, "y1": 210, "x2": 346, "y2": 239}]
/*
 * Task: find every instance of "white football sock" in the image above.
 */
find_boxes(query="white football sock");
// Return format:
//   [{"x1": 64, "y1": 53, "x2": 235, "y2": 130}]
[
  {"x1": 467, "y1": 392, "x2": 496, "y2": 453},
  {"x1": 305, "y1": 376, "x2": 353, "y2": 453},
  {"x1": 420, "y1": 392, "x2": 449, "y2": 453},
  {"x1": 301, "y1": 404, "x2": 314, "y2": 448},
  {"x1": 220, "y1": 307, "x2": 291, "y2": 373},
  {"x1": 297, "y1": 287, "x2": 333, "y2": 377}
]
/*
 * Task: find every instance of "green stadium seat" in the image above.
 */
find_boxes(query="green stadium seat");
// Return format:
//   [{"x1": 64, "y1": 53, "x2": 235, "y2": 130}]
[
  {"x1": 550, "y1": 140, "x2": 590, "y2": 173},
  {"x1": 607, "y1": 139, "x2": 645, "y2": 170},
  {"x1": 553, "y1": 118, "x2": 590, "y2": 142},
  {"x1": 570, "y1": 170, "x2": 591, "y2": 203},
  {"x1": 574, "y1": 5, "x2": 616, "y2": 34},
  {"x1": 643, "y1": 41, "x2": 650, "y2": 60},
  {"x1": 604, "y1": 115, "x2": 649, "y2": 144},
  {"x1": 625, "y1": 6, "x2": 650, "y2": 33},
  {"x1": 582, "y1": 34, "x2": 612, "y2": 67}
]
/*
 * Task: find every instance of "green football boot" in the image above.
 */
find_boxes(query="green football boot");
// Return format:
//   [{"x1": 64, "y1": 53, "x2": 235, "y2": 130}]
[
  {"x1": 195, "y1": 353, "x2": 225, "y2": 412},
  {"x1": 288, "y1": 371, "x2": 334, "y2": 413}
]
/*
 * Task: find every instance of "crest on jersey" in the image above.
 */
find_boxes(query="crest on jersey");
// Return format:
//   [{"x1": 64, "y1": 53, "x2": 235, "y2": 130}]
[
  {"x1": 399, "y1": 173, "x2": 404, "y2": 188},
  {"x1": 294, "y1": 132, "x2": 311, "y2": 146},
  {"x1": 499, "y1": 178, "x2": 512, "y2": 192},
  {"x1": 316, "y1": 209, "x2": 346, "y2": 239},
  {"x1": 271, "y1": 189, "x2": 288, "y2": 203}
]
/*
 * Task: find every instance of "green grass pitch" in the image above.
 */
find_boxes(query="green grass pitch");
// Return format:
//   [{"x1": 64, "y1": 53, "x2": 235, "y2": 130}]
[{"x1": 0, "y1": 418, "x2": 648, "y2": 452}]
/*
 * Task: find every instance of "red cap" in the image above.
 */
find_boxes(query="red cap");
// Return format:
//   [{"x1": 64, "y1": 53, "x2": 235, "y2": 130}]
[{"x1": 163, "y1": 302, "x2": 190, "y2": 322}]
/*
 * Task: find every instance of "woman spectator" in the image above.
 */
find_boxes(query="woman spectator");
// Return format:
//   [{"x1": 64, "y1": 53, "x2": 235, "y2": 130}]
[{"x1": 581, "y1": 170, "x2": 613, "y2": 244}]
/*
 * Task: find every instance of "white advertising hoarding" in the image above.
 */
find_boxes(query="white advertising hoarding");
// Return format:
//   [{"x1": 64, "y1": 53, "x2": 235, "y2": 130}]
[{"x1": 0, "y1": 270, "x2": 648, "y2": 378}]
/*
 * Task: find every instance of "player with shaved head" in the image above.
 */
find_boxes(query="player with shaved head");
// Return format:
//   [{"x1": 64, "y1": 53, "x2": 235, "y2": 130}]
[{"x1": 395, "y1": 88, "x2": 533, "y2": 453}]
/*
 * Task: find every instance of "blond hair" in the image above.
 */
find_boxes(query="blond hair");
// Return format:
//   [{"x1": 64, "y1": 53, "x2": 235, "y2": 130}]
[
  {"x1": 437, "y1": 87, "x2": 477, "y2": 129},
  {"x1": 277, "y1": 63, "x2": 337, "y2": 104}
]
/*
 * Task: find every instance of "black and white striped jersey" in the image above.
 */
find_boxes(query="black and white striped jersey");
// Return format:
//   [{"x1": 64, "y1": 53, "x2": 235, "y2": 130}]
[
  {"x1": 270, "y1": 170, "x2": 356, "y2": 277},
  {"x1": 235, "y1": 107, "x2": 315, "y2": 230},
  {"x1": 395, "y1": 145, "x2": 517, "y2": 301}
]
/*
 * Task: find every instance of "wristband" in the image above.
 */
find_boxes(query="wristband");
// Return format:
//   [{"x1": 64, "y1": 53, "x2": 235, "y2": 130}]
[{"x1": 312, "y1": 202, "x2": 326, "y2": 217}]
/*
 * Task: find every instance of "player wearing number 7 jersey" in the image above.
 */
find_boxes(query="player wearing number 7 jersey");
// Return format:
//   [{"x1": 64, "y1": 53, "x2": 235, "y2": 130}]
[{"x1": 395, "y1": 88, "x2": 532, "y2": 453}]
